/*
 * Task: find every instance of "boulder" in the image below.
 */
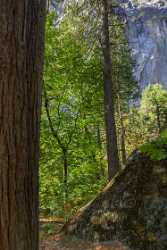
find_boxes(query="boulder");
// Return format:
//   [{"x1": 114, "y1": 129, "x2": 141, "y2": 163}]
[{"x1": 65, "y1": 150, "x2": 167, "y2": 250}]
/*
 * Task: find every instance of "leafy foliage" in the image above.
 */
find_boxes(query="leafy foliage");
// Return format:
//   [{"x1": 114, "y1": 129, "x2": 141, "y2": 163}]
[
  {"x1": 140, "y1": 84, "x2": 167, "y2": 135},
  {"x1": 40, "y1": 11, "x2": 106, "y2": 218},
  {"x1": 140, "y1": 130, "x2": 167, "y2": 161},
  {"x1": 40, "y1": 4, "x2": 140, "y2": 219},
  {"x1": 125, "y1": 84, "x2": 167, "y2": 155}
]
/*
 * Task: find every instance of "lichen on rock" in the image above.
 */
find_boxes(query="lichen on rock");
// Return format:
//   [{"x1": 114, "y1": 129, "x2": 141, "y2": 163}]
[{"x1": 65, "y1": 149, "x2": 167, "y2": 250}]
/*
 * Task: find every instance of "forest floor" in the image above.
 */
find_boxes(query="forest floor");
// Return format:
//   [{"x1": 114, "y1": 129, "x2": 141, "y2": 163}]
[
  {"x1": 40, "y1": 234, "x2": 126, "y2": 250},
  {"x1": 40, "y1": 220, "x2": 127, "y2": 250}
]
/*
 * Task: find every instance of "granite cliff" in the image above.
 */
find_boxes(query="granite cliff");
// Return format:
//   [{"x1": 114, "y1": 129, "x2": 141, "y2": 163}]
[{"x1": 114, "y1": 0, "x2": 167, "y2": 90}]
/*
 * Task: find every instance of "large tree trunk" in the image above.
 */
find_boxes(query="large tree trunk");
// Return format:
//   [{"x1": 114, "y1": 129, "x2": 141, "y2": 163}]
[
  {"x1": 0, "y1": 1, "x2": 46, "y2": 250},
  {"x1": 102, "y1": 0, "x2": 120, "y2": 180}
]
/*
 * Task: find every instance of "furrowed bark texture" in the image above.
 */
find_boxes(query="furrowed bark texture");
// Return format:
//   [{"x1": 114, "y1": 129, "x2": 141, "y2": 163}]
[{"x1": 0, "y1": 1, "x2": 46, "y2": 249}]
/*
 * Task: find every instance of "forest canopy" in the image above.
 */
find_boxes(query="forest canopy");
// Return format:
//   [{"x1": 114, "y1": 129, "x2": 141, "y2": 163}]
[{"x1": 39, "y1": 2, "x2": 167, "y2": 220}]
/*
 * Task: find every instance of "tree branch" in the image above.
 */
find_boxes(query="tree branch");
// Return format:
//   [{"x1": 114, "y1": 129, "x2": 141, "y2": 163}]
[{"x1": 43, "y1": 81, "x2": 65, "y2": 150}]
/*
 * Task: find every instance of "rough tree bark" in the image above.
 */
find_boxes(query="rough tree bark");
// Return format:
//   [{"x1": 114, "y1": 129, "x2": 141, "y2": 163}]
[
  {"x1": 0, "y1": 1, "x2": 46, "y2": 250},
  {"x1": 102, "y1": 0, "x2": 120, "y2": 180}
]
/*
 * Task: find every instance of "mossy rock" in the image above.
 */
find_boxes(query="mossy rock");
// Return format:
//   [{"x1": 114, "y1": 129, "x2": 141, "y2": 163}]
[{"x1": 65, "y1": 150, "x2": 167, "y2": 250}]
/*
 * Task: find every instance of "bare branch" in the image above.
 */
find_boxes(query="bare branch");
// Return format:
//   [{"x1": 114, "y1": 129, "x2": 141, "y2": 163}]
[
  {"x1": 66, "y1": 111, "x2": 79, "y2": 147},
  {"x1": 43, "y1": 81, "x2": 65, "y2": 150}
]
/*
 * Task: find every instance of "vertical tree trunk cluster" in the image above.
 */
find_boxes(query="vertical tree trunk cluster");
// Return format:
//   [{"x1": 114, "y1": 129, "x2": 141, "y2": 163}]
[
  {"x1": 102, "y1": 0, "x2": 120, "y2": 180},
  {"x1": 0, "y1": 1, "x2": 46, "y2": 250}
]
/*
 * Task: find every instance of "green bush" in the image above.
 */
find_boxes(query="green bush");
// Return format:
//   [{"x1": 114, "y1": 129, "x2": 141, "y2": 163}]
[{"x1": 140, "y1": 130, "x2": 167, "y2": 161}]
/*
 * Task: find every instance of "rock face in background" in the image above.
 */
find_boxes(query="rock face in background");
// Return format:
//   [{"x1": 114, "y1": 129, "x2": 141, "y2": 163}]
[
  {"x1": 66, "y1": 151, "x2": 167, "y2": 250},
  {"x1": 114, "y1": 0, "x2": 167, "y2": 90}
]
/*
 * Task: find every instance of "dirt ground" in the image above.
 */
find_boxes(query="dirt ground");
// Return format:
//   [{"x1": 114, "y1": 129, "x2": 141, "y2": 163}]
[
  {"x1": 40, "y1": 234, "x2": 127, "y2": 250},
  {"x1": 40, "y1": 221, "x2": 127, "y2": 250}
]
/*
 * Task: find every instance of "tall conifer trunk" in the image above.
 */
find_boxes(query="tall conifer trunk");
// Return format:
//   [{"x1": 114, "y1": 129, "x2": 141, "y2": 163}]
[
  {"x1": 102, "y1": 0, "x2": 120, "y2": 180},
  {"x1": 0, "y1": 1, "x2": 46, "y2": 249}
]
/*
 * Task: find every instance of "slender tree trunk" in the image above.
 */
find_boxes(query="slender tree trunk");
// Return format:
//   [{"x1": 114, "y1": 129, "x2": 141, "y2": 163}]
[
  {"x1": 164, "y1": 110, "x2": 167, "y2": 130},
  {"x1": 97, "y1": 126, "x2": 105, "y2": 176},
  {"x1": 0, "y1": 1, "x2": 46, "y2": 250},
  {"x1": 117, "y1": 94, "x2": 127, "y2": 166},
  {"x1": 102, "y1": 0, "x2": 120, "y2": 180},
  {"x1": 63, "y1": 149, "x2": 68, "y2": 202},
  {"x1": 156, "y1": 104, "x2": 161, "y2": 135}
]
